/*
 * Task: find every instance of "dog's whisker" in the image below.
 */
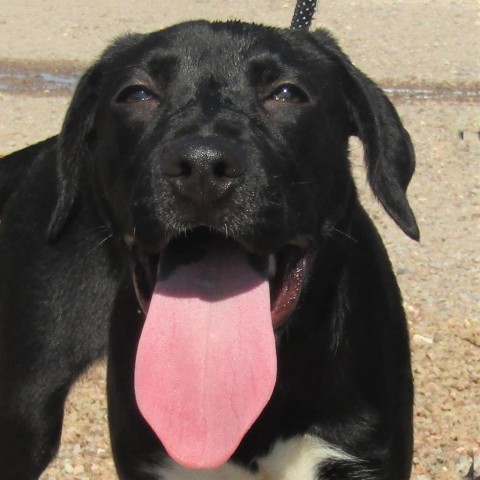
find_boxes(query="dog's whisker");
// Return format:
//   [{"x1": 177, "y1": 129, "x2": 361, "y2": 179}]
[
  {"x1": 84, "y1": 225, "x2": 111, "y2": 236},
  {"x1": 331, "y1": 227, "x2": 358, "y2": 243},
  {"x1": 290, "y1": 181, "x2": 311, "y2": 186},
  {"x1": 86, "y1": 233, "x2": 114, "y2": 254}
]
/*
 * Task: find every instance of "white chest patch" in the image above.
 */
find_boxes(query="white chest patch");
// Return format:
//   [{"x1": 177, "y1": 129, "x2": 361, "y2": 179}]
[{"x1": 144, "y1": 435, "x2": 356, "y2": 480}]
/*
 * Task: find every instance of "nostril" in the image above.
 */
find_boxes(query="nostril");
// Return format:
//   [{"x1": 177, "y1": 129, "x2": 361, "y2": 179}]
[
  {"x1": 179, "y1": 160, "x2": 192, "y2": 177},
  {"x1": 213, "y1": 158, "x2": 246, "y2": 179},
  {"x1": 213, "y1": 160, "x2": 226, "y2": 178},
  {"x1": 213, "y1": 159, "x2": 231, "y2": 178},
  {"x1": 162, "y1": 157, "x2": 192, "y2": 177}
]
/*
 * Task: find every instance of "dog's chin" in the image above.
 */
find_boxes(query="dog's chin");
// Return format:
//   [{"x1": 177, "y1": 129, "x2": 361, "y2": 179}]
[{"x1": 124, "y1": 227, "x2": 308, "y2": 329}]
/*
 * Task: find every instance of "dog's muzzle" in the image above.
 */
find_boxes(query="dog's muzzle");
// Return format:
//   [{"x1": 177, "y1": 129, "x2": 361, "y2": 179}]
[{"x1": 160, "y1": 137, "x2": 247, "y2": 207}]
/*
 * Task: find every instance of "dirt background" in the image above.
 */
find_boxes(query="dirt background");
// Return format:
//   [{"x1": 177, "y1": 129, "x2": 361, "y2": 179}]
[{"x1": 0, "y1": 1, "x2": 479, "y2": 478}]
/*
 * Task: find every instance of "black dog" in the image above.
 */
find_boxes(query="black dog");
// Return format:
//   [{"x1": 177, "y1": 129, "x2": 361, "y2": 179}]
[{"x1": 0, "y1": 20, "x2": 419, "y2": 479}]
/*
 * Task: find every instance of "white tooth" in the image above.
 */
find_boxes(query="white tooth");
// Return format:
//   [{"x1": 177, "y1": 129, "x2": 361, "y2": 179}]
[
  {"x1": 268, "y1": 254, "x2": 277, "y2": 279},
  {"x1": 123, "y1": 234, "x2": 135, "y2": 248},
  {"x1": 289, "y1": 236, "x2": 308, "y2": 249}
]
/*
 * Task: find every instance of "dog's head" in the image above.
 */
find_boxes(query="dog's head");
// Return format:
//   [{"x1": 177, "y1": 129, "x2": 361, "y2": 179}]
[
  {"x1": 48, "y1": 20, "x2": 418, "y2": 468},
  {"x1": 49, "y1": 19, "x2": 418, "y2": 317}
]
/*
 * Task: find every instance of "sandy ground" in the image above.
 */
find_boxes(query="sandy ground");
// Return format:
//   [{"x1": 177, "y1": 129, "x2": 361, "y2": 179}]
[{"x1": 0, "y1": 1, "x2": 479, "y2": 478}]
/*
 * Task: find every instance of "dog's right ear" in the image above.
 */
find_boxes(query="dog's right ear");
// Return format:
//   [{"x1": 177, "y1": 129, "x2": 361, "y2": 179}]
[{"x1": 47, "y1": 64, "x2": 101, "y2": 241}]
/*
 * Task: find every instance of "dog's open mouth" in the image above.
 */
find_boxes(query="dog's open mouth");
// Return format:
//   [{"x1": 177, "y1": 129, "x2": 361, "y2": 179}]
[
  {"x1": 124, "y1": 227, "x2": 308, "y2": 469},
  {"x1": 126, "y1": 227, "x2": 307, "y2": 329}
]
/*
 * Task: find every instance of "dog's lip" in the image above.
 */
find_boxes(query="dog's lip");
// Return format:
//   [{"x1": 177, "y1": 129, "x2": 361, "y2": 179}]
[
  {"x1": 123, "y1": 230, "x2": 308, "y2": 328},
  {"x1": 123, "y1": 233, "x2": 168, "y2": 253}
]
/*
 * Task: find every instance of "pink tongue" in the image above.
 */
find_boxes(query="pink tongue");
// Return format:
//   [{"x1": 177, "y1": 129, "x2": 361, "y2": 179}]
[{"x1": 134, "y1": 244, "x2": 277, "y2": 469}]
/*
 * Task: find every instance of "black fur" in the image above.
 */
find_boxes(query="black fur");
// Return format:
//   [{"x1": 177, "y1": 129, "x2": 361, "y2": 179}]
[{"x1": 0, "y1": 21, "x2": 418, "y2": 479}]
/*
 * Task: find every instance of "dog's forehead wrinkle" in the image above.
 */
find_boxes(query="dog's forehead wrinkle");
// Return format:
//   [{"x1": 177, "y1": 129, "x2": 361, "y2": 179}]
[
  {"x1": 168, "y1": 30, "x2": 252, "y2": 74},
  {"x1": 145, "y1": 22, "x2": 303, "y2": 83}
]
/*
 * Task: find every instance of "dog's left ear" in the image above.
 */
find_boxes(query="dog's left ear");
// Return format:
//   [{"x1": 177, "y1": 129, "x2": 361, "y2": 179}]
[
  {"x1": 313, "y1": 30, "x2": 420, "y2": 240},
  {"x1": 47, "y1": 64, "x2": 101, "y2": 241}
]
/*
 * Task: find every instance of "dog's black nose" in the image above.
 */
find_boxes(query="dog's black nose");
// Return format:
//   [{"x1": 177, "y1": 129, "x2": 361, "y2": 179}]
[{"x1": 161, "y1": 138, "x2": 246, "y2": 204}]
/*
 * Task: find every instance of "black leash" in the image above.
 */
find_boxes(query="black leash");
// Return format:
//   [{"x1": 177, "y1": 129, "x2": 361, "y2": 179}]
[{"x1": 290, "y1": 0, "x2": 317, "y2": 30}]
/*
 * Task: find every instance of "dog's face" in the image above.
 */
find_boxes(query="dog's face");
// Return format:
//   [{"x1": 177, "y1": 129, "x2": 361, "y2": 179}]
[
  {"x1": 51, "y1": 20, "x2": 418, "y2": 323},
  {"x1": 48, "y1": 20, "x2": 418, "y2": 468},
  {"x1": 91, "y1": 22, "x2": 357, "y2": 323}
]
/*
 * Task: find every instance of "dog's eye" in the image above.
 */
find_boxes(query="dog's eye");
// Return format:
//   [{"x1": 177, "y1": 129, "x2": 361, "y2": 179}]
[
  {"x1": 116, "y1": 86, "x2": 156, "y2": 104},
  {"x1": 267, "y1": 84, "x2": 309, "y2": 104}
]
